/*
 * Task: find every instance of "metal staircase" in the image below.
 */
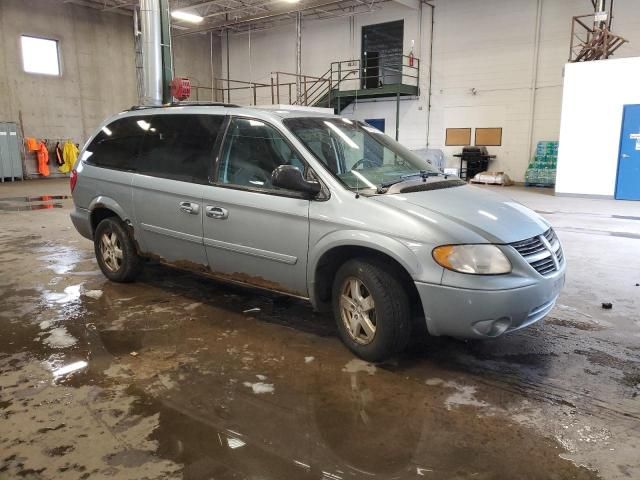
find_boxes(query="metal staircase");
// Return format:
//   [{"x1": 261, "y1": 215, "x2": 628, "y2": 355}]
[
  {"x1": 569, "y1": 1, "x2": 627, "y2": 62},
  {"x1": 191, "y1": 54, "x2": 420, "y2": 114}
]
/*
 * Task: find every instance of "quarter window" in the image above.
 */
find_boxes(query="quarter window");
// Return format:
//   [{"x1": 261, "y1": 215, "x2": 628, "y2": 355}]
[
  {"x1": 218, "y1": 118, "x2": 305, "y2": 190},
  {"x1": 136, "y1": 114, "x2": 224, "y2": 183},
  {"x1": 84, "y1": 117, "x2": 148, "y2": 170}
]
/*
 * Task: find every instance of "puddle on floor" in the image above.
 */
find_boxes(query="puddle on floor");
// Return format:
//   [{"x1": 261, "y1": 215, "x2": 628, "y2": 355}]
[
  {"x1": 0, "y1": 194, "x2": 71, "y2": 211},
  {"x1": 0, "y1": 195, "x2": 72, "y2": 202},
  {"x1": 3, "y1": 210, "x2": 639, "y2": 479}
]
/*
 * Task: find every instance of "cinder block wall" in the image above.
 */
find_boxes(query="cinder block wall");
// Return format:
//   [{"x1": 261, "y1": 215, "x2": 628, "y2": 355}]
[{"x1": 0, "y1": 0, "x2": 220, "y2": 158}]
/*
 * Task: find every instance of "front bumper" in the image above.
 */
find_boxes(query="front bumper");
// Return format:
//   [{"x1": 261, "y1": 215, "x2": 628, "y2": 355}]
[{"x1": 415, "y1": 269, "x2": 565, "y2": 338}]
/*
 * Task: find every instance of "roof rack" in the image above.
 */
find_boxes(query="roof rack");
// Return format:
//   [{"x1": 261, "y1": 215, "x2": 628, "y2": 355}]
[{"x1": 128, "y1": 102, "x2": 240, "y2": 111}]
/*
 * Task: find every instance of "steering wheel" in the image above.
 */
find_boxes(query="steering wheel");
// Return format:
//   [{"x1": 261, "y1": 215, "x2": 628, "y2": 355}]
[{"x1": 351, "y1": 158, "x2": 377, "y2": 170}]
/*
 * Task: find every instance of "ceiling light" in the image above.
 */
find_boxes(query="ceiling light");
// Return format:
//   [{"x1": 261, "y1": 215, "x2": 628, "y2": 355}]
[
  {"x1": 283, "y1": 0, "x2": 301, "y2": 3},
  {"x1": 171, "y1": 10, "x2": 204, "y2": 23}
]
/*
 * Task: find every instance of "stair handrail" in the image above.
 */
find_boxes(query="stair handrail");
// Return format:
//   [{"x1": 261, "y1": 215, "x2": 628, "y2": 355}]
[{"x1": 298, "y1": 67, "x2": 332, "y2": 105}]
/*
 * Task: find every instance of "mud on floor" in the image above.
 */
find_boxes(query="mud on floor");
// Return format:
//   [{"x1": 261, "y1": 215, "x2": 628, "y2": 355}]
[{"x1": 0, "y1": 192, "x2": 639, "y2": 479}]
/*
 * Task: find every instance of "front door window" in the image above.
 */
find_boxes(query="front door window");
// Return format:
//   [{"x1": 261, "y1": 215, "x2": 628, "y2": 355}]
[{"x1": 217, "y1": 118, "x2": 305, "y2": 190}]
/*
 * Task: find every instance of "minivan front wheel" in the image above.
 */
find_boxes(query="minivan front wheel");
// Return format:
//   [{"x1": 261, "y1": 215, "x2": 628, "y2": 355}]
[
  {"x1": 94, "y1": 217, "x2": 142, "y2": 282},
  {"x1": 332, "y1": 259, "x2": 411, "y2": 362}
]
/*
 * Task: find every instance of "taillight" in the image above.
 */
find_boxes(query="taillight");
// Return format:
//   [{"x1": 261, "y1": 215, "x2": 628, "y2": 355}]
[{"x1": 70, "y1": 169, "x2": 78, "y2": 192}]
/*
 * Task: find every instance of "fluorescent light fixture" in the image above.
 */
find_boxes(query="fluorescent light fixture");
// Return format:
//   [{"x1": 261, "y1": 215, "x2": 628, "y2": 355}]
[
  {"x1": 324, "y1": 121, "x2": 359, "y2": 149},
  {"x1": 283, "y1": 0, "x2": 301, "y2": 3},
  {"x1": 171, "y1": 10, "x2": 204, "y2": 23}
]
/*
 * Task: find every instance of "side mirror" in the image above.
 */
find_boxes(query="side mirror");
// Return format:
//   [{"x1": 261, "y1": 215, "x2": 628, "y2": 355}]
[{"x1": 271, "y1": 165, "x2": 322, "y2": 197}]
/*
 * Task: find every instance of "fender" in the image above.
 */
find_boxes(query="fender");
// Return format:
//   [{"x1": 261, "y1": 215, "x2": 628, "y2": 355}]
[
  {"x1": 307, "y1": 229, "x2": 440, "y2": 308},
  {"x1": 88, "y1": 195, "x2": 150, "y2": 254},
  {"x1": 88, "y1": 195, "x2": 130, "y2": 225}
]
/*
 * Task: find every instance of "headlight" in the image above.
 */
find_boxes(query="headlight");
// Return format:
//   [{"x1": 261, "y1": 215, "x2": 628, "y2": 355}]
[{"x1": 432, "y1": 244, "x2": 511, "y2": 275}]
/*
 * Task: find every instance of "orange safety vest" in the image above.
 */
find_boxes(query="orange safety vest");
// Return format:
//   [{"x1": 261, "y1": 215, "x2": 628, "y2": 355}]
[
  {"x1": 37, "y1": 142, "x2": 50, "y2": 176},
  {"x1": 25, "y1": 137, "x2": 39, "y2": 152}
]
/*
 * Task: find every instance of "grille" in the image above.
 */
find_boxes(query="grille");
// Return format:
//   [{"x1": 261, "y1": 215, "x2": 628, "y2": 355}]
[{"x1": 510, "y1": 228, "x2": 563, "y2": 276}]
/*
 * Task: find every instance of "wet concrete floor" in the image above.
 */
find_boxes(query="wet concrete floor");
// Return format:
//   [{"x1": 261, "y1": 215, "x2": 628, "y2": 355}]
[{"x1": 0, "y1": 179, "x2": 639, "y2": 479}]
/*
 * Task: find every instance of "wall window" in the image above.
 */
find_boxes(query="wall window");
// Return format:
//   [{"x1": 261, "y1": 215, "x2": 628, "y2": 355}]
[{"x1": 21, "y1": 36, "x2": 60, "y2": 76}]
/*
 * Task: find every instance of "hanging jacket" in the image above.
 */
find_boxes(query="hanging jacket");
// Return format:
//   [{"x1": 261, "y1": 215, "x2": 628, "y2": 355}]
[
  {"x1": 25, "y1": 137, "x2": 39, "y2": 152},
  {"x1": 59, "y1": 141, "x2": 79, "y2": 174},
  {"x1": 55, "y1": 142, "x2": 64, "y2": 166},
  {"x1": 37, "y1": 142, "x2": 50, "y2": 176}
]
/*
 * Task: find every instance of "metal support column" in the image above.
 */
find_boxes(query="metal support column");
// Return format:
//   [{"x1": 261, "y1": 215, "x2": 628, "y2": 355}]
[
  {"x1": 226, "y1": 17, "x2": 231, "y2": 103},
  {"x1": 395, "y1": 91, "x2": 400, "y2": 140},
  {"x1": 295, "y1": 11, "x2": 302, "y2": 104}
]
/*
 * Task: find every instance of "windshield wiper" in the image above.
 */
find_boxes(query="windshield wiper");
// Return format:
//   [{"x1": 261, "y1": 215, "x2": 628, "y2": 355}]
[{"x1": 380, "y1": 170, "x2": 441, "y2": 188}]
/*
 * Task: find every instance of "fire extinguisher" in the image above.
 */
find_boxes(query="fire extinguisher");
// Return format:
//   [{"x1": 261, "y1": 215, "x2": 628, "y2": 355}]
[{"x1": 408, "y1": 39, "x2": 415, "y2": 67}]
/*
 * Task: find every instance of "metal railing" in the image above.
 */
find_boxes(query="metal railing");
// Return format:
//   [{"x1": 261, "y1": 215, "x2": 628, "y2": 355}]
[
  {"x1": 569, "y1": 13, "x2": 627, "y2": 62},
  {"x1": 191, "y1": 53, "x2": 420, "y2": 109}
]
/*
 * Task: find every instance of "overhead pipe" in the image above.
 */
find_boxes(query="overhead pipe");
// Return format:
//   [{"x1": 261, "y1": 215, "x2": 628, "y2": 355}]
[
  {"x1": 140, "y1": 0, "x2": 163, "y2": 105},
  {"x1": 424, "y1": 1, "x2": 434, "y2": 147},
  {"x1": 159, "y1": 0, "x2": 174, "y2": 103}
]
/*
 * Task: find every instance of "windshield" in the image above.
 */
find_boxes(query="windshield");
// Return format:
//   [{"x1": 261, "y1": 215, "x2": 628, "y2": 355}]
[{"x1": 283, "y1": 117, "x2": 440, "y2": 190}]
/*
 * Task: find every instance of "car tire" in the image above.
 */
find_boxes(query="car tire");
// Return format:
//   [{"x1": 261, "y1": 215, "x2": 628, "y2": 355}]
[
  {"x1": 94, "y1": 217, "x2": 142, "y2": 283},
  {"x1": 332, "y1": 258, "x2": 412, "y2": 362}
]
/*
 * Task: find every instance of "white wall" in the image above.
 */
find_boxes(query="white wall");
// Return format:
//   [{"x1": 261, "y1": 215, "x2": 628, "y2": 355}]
[
  {"x1": 555, "y1": 57, "x2": 640, "y2": 198},
  {"x1": 428, "y1": 0, "x2": 640, "y2": 180},
  {"x1": 220, "y1": 0, "x2": 640, "y2": 181},
  {"x1": 222, "y1": 3, "x2": 431, "y2": 149}
]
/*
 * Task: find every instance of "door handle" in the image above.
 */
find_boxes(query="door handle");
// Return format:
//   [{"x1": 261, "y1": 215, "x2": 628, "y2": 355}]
[
  {"x1": 179, "y1": 201, "x2": 200, "y2": 214},
  {"x1": 206, "y1": 206, "x2": 229, "y2": 219}
]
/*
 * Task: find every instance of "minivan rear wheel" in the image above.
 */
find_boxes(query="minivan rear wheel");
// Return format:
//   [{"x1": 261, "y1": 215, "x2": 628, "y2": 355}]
[
  {"x1": 94, "y1": 217, "x2": 142, "y2": 282},
  {"x1": 332, "y1": 258, "x2": 411, "y2": 362}
]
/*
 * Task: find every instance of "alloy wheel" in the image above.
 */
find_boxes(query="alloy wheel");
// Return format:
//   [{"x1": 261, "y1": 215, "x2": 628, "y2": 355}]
[
  {"x1": 99, "y1": 230, "x2": 123, "y2": 272},
  {"x1": 340, "y1": 277, "x2": 377, "y2": 345}
]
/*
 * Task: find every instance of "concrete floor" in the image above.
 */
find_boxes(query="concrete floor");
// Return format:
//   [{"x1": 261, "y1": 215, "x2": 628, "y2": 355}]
[{"x1": 0, "y1": 178, "x2": 639, "y2": 480}]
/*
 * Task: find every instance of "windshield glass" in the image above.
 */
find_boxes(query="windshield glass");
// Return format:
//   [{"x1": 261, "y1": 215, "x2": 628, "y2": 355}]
[{"x1": 283, "y1": 117, "x2": 440, "y2": 190}]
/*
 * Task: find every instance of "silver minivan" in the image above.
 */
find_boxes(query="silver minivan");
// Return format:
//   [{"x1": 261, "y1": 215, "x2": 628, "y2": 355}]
[{"x1": 70, "y1": 104, "x2": 566, "y2": 361}]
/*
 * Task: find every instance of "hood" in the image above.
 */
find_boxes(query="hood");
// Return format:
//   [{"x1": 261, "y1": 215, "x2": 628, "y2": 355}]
[{"x1": 372, "y1": 185, "x2": 549, "y2": 244}]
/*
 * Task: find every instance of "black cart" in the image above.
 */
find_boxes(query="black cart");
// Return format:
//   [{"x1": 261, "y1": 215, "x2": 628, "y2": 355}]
[{"x1": 453, "y1": 147, "x2": 496, "y2": 181}]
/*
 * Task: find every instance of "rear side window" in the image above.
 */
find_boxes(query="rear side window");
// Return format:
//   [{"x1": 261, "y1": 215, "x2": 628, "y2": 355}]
[
  {"x1": 136, "y1": 114, "x2": 225, "y2": 183},
  {"x1": 84, "y1": 117, "x2": 148, "y2": 170}
]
